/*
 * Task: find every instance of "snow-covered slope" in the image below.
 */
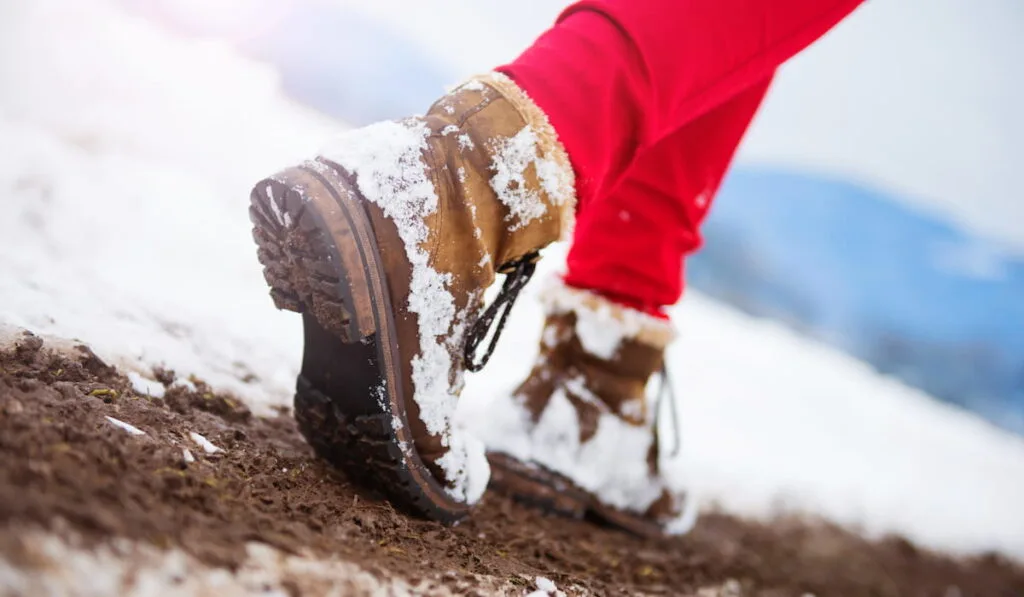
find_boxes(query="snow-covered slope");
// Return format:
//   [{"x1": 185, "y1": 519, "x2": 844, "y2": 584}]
[
  {"x1": 0, "y1": 0, "x2": 334, "y2": 410},
  {"x1": 2, "y1": 0, "x2": 1022, "y2": 561}
]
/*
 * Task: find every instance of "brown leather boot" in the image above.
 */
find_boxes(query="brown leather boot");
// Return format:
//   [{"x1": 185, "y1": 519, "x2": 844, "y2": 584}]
[
  {"x1": 484, "y1": 277, "x2": 697, "y2": 537},
  {"x1": 249, "y1": 73, "x2": 575, "y2": 522}
]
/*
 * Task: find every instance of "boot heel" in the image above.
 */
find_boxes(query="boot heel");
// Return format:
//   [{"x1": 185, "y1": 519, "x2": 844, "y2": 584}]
[
  {"x1": 249, "y1": 160, "x2": 471, "y2": 523},
  {"x1": 249, "y1": 165, "x2": 364, "y2": 343}
]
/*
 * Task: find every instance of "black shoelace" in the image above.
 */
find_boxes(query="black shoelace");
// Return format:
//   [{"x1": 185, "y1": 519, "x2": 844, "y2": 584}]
[
  {"x1": 464, "y1": 256, "x2": 682, "y2": 459},
  {"x1": 463, "y1": 252, "x2": 540, "y2": 372}
]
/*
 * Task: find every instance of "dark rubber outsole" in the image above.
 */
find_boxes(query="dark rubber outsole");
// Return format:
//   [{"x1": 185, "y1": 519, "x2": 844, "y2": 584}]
[
  {"x1": 487, "y1": 452, "x2": 668, "y2": 539},
  {"x1": 249, "y1": 159, "x2": 470, "y2": 524}
]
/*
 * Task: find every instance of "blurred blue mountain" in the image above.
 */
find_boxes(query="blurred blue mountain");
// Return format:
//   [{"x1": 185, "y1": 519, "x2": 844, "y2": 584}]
[{"x1": 692, "y1": 169, "x2": 1024, "y2": 433}]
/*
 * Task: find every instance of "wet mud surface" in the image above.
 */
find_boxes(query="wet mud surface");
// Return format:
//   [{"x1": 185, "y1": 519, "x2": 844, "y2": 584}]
[{"x1": 1, "y1": 333, "x2": 1022, "y2": 596}]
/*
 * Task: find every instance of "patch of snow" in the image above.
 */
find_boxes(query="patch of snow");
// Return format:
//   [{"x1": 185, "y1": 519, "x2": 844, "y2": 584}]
[
  {"x1": 468, "y1": 205, "x2": 481, "y2": 237},
  {"x1": 373, "y1": 382, "x2": 388, "y2": 410},
  {"x1": 126, "y1": 371, "x2": 166, "y2": 399},
  {"x1": 105, "y1": 416, "x2": 146, "y2": 437},
  {"x1": 532, "y1": 153, "x2": 575, "y2": 218},
  {"x1": 527, "y1": 576, "x2": 567, "y2": 597},
  {"x1": 457, "y1": 133, "x2": 474, "y2": 150},
  {"x1": 182, "y1": 448, "x2": 195, "y2": 464},
  {"x1": 538, "y1": 318, "x2": 573, "y2": 351},
  {"x1": 189, "y1": 432, "x2": 221, "y2": 454},
  {"x1": 663, "y1": 493, "x2": 700, "y2": 536},
  {"x1": 0, "y1": 0, "x2": 329, "y2": 416},
  {"x1": 437, "y1": 428, "x2": 490, "y2": 504},
  {"x1": 539, "y1": 277, "x2": 674, "y2": 359},
  {"x1": 575, "y1": 318, "x2": 623, "y2": 361},
  {"x1": 0, "y1": 528, "x2": 486, "y2": 596},
  {"x1": 320, "y1": 119, "x2": 484, "y2": 503},
  {"x1": 459, "y1": 80, "x2": 485, "y2": 92},
  {"x1": 562, "y1": 375, "x2": 610, "y2": 412},
  {"x1": 618, "y1": 396, "x2": 645, "y2": 422},
  {"x1": 488, "y1": 127, "x2": 549, "y2": 229},
  {"x1": 535, "y1": 576, "x2": 556, "y2": 593},
  {"x1": 485, "y1": 380, "x2": 672, "y2": 517}
]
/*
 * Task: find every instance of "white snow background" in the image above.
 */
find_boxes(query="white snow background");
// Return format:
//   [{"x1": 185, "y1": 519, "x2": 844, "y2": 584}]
[{"x1": 1, "y1": 0, "x2": 1023, "y2": 566}]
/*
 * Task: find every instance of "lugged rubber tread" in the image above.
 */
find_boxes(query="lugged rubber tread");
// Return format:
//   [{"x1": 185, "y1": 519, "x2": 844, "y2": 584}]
[
  {"x1": 249, "y1": 163, "x2": 468, "y2": 524},
  {"x1": 293, "y1": 375, "x2": 454, "y2": 520},
  {"x1": 250, "y1": 178, "x2": 353, "y2": 340}
]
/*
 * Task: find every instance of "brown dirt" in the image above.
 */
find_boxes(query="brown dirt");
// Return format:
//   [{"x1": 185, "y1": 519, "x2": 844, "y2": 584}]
[{"x1": 1, "y1": 331, "x2": 1022, "y2": 596}]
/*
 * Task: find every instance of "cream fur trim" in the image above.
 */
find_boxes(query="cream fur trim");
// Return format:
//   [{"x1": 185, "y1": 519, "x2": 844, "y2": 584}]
[
  {"x1": 539, "y1": 276, "x2": 677, "y2": 351},
  {"x1": 467, "y1": 72, "x2": 577, "y2": 241}
]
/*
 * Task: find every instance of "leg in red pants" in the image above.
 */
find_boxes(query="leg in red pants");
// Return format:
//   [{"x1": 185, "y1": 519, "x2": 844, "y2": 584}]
[
  {"x1": 484, "y1": 0, "x2": 863, "y2": 535},
  {"x1": 501, "y1": 0, "x2": 863, "y2": 210},
  {"x1": 499, "y1": 0, "x2": 864, "y2": 313},
  {"x1": 564, "y1": 78, "x2": 774, "y2": 315},
  {"x1": 488, "y1": 80, "x2": 774, "y2": 532}
]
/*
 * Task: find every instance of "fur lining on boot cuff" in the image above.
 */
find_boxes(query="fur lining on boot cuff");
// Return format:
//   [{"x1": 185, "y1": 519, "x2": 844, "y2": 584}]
[
  {"x1": 539, "y1": 276, "x2": 677, "y2": 356},
  {"x1": 467, "y1": 72, "x2": 577, "y2": 240}
]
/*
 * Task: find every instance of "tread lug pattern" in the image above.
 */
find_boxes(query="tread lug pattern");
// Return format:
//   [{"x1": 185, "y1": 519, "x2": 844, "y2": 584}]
[
  {"x1": 249, "y1": 170, "x2": 466, "y2": 525},
  {"x1": 294, "y1": 377, "x2": 460, "y2": 522},
  {"x1": 249, "y1": 179, "x2": 354, "y2": 342}
]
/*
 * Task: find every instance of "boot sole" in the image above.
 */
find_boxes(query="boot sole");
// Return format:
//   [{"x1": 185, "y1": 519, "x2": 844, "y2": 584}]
[
  {"x1": 487, "y1": 452, "x2": 669, "y2": 539},
  {"x1": 250, "y1": 158, "x2": 470, "y2": 524}
]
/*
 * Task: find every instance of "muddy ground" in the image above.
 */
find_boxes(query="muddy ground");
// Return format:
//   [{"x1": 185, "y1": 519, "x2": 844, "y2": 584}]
[{"x1": 1, "y1": 332, "x2": 1022, "y2": 596}]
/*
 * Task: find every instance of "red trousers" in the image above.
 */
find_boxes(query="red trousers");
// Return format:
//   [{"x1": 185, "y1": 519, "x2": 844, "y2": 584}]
[{"x1": 500, "y1": 0, "x2": 864, "y2": 315}]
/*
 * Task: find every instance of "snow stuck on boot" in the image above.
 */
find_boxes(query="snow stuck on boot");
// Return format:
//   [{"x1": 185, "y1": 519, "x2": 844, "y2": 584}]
[
  {"x1": 487, "y1": 125, "x2": 573, "y2": 232},
  {"x1": 481, "y1": 277, "x2": 694, "y2": 532},
  {"x1": 473, "y1": 72, "x2": 577, "y2": 239},
  {"x1": 540, "y1": 277, "x2": 676, "y2": 359},
  {"x1": 319, "y1": 119, "x2": 487, "y2": 504},
  {"x1": 483, "y1": 370, "x2": 694, "y2": 531},
  {"x1": 488, "y1": 127, "x2": 551, "y2": 228}
]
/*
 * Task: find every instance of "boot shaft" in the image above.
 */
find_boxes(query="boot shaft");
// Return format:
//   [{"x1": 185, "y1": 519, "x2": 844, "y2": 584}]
[
  {"x1": 422, "y1": 73, "x2": 576, "y2": 282},
  {"x1": 306, "y1": 74, "x2": 578, "y2": 501},
  {"x1": 518, "y1": 278, "x2": 676, "y2": 428},
  {"x1": 492, "y1": 277, "x2": 693, "y2": 533}
]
